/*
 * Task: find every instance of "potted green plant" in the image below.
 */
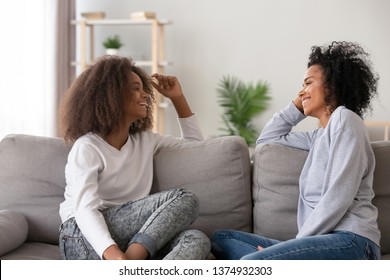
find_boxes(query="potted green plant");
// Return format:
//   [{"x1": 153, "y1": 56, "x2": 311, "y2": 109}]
[
  {"x1": 217, "y1": 75, "x2": 271, "y2": 146},
  {"x1": 103, "y1": 35, "x2": 123, "y2": 55}
]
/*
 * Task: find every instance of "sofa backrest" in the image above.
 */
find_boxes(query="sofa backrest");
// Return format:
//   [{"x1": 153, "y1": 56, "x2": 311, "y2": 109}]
[
  {"x1": 252, "y1": 144, "x2": 307, "y2": 241},
  {"x1": 0, "y1": 134, "x2": 253, "y2": 246},
  {"x1": 252, "y1": 141, "x2": 390, "y2": 256},
  {"x1": 151, "y1": 136, "x2": 253, "y2": 237},
  {"x1": 370, "y1": 141, "x2": 390, "y2": 255},
  {"x1": 0, "y1": 134, "x2": 71, "y2": 245}
]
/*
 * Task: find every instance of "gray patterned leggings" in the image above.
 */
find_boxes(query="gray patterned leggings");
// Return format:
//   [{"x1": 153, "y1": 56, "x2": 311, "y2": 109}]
[{"x1": 59, "y1": 188, "x2": 210, "y2": 260}]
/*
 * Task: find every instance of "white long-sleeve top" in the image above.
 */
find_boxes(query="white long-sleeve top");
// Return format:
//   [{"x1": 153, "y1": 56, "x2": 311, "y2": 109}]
[
  {"x1": 257, "y1": 103, "x2": 380, "y2": 246},
  {"x1": 59, "y1": 114, "x2": 203, "y2": 258}
]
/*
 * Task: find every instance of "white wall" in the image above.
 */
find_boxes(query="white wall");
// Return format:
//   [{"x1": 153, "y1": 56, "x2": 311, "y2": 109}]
[{"x1": 76, "y1": 0, "x2": 390, "y2": 139}]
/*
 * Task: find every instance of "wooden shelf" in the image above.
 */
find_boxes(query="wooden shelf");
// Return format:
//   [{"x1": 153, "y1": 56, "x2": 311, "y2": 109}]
[
  {"x1": 71, "y1": 18, "x2": 172, "y2": 26},
  {"x1": 71, "y1": 60, "x2": 172, "y2": 67},
  {"x1": 134, "y1": 60, "x2": 173, "y2": 67}
]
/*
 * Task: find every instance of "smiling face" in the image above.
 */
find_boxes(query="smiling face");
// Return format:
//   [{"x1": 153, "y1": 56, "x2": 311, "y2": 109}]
[
  {"x1": 300, "y1": 65, "x2": 331, "y2": 127},
  {"x1": 123, "y1": 71, "x2": 149, "y2": 125}
]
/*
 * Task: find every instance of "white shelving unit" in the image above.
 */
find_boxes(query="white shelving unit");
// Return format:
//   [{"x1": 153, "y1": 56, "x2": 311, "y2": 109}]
[{"x1": 71, "y1": 18, "x2": 172, "y2": 133}]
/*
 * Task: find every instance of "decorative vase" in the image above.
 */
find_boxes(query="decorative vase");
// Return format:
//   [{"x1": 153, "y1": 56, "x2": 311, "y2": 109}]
[{"x1": 105, "y1": 48, "x2": 119, "y2": 55}]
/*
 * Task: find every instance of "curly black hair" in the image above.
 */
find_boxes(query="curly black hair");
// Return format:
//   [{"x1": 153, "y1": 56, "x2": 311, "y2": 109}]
[
  {"x1": 308, "y1": 41, "x2": 379, "y2": 117},
  {"x1": 60, "y1": 55, "x2": 155, "y2": 142}
]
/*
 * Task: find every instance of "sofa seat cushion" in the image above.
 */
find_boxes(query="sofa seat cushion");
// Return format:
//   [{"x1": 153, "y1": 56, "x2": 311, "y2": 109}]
[
  {"x1": 0, "y1": 210, "x2": 28, "y2": 256},
  {"x1": 0, "y1": 242, "x2": 61, "y2": 260}
]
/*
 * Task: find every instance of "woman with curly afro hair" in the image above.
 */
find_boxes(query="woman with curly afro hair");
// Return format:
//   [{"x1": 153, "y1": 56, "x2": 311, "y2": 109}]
[
  {"x1": 59, "y1": 55, "x2": 210, "y2": 260},
  {"x1": 212, "y1": 41, "x2": 381, "y2": 260}
]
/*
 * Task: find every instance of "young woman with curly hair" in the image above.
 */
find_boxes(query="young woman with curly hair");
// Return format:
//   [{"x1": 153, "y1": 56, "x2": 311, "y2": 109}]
[
  {"x1": 211, "y1": 41, "x2": 381, "y2": 260},
  {"x1": 59, "y1": 55, "x2": 210, "y2": 260}
]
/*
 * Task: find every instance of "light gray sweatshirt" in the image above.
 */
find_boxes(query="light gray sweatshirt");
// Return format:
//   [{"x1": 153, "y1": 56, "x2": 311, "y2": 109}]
[{"x1": 257, "y1": 102, "x2": 380, "y2": 246}]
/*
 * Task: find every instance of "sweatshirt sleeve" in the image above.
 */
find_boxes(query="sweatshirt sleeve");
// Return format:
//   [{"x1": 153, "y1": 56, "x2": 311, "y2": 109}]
[
  {"x1": 154, "y1": 113, "x2": 203, "y2": 150},
  {"x1": 256, "y1": 102, "x2": 314, "y2": 151},
  {"x1": 66, "y1": 142, "x2": 116, "y2": 259},
  {"x1": 177, "y1": 113, "x2": 204, "y2": 141}
]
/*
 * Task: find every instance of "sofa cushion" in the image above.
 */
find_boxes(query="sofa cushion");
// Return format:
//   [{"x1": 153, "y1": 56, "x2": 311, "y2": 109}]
[
  {"x1": 0, "y1": 134, "x2": 72, "y2": 244},
  {"x1": 0, "y1": 209, "x2": 28, "y2": 255},
  {"x1": 152, "y1": 136, "x2": 253, "y2": 237},
  {"x1": 253, "y1": 141, "x2": 390, "y2": 257},
  {"x1": 0, "y1": 242, "x2": 61, "y2": 260},
  {"x1": 371, "y1": 141, "x2": 390, "y2": 255},
  {"x1": 252, "y1": 143, "x2": 307, "y2": 241}
]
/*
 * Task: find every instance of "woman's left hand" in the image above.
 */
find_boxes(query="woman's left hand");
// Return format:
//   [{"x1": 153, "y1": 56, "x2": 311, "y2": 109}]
[{"x1": 151, "y1": 73, "x2": 183, "y2": 99}]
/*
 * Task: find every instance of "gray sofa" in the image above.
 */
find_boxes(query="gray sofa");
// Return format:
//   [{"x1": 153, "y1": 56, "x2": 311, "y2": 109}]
[{"x1": 0, "y1": 134, "x2": 389, "y2": 259}]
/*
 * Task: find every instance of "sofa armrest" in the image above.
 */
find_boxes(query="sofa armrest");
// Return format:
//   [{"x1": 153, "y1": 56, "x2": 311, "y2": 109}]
[
  {"x1": 0, "y1": 209, "x2": 28, "y2": 256},
  {"x1": 151, "y1": 136, "x2": 252, "y2": 237}
]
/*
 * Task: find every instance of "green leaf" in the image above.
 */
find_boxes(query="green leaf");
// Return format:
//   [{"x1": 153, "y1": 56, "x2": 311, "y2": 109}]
[
  {"x1": 103, "y1": 35, "x2": 123, "y2": 49},
  {"x1": 217, "y1": 75, "x2": 271, "y2": 146}
]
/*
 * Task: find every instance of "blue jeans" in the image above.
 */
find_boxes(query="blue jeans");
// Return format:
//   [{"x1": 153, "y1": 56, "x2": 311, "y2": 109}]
[
  {"x1": 59, "y1": 188, "x2": 210, "y2": 260},
  {"x1": 211, "y1": 229, "x2": 381, "y2": 260}
]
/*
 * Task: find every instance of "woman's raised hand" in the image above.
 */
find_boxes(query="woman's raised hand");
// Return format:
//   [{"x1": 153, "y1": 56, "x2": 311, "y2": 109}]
[{"x1": 151, "y1": 73, "x2": 183, "y2": 100}]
